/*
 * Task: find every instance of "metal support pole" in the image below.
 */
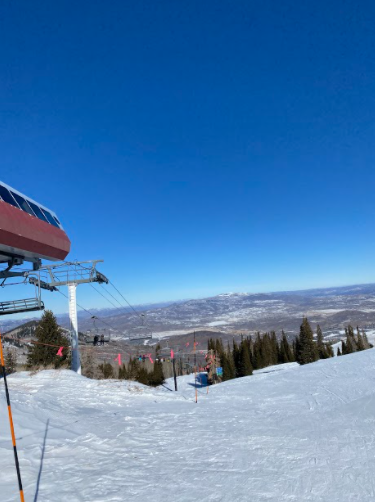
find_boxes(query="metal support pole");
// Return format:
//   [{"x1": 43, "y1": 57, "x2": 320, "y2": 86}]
[
  {"x1": 194, "y1": 331, "x2": 197, "y2": 403},
  {"x1": 172, "y1": 357, "x2": 177, "y2": 391},
  {"x1": 0, "y1": 333, "x2": 25, "y2": 502},
  {"x1": 68, "y1": 283, "x2": 81, "y2": 374}
]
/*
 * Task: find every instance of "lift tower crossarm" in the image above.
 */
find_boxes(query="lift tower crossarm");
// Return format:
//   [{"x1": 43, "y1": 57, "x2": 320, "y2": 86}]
[{"x1": 37, "y1": 260, "x2": 108, "y2": 287}]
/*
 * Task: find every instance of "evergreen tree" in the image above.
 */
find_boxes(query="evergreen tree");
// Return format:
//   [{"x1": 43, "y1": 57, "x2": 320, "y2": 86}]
[
  {"x1": 316, "y1": 325, "x2": 326, "y2": 359},
  {"x1": 127, "y1": 357, "x2": 141, "y2": 380},
  {"x1": 98, "y1": 362, "x2": 114, "y2": 379},
  {"x1": 215, "y1": 338, "x2": 224, "y2": 356},
  {"x1": 337, "y1": 347, "x2": 342, "y2": 356},
  {"x1": 345, "y1": 331, "x2": 354, "y2": 354},
  {"x1": 292, "y1": 338, "x2": 298, "y2": 362},
  {"x1": 362, "y1": 330, "x2": 370, "y2": 349},
  {"x1": 296, "y1": 318, "x2": 318, "y2": 365},
  {"x1": 356, "y1": 333, "x2": 365, "y2": 351},
  {"x1": 149, "y1": 359, "x2": 165, "y2": 386},
  {"x1": 232, "y1": 340, "x2": 241, "y2": 376},
  {"x1": 220, "y1": 352, "x2": 231, "y2": 381},
  {"x1": 252, "y1": 332, "x2": 263, "y2": 369},
  {"x1": 324, "y1": 343, "x2": 334, "y2": 358},
  {"x1": 27, "y1": 310, "x2": 70, "y2": 369},
  {"x1": 5, "y1": 347, "x2": 17, "y2": 374},
  {"x1": 238, "y1": 340, "x2": 253, "y2": 377},
  {"x1": 279, "y1": 330, "x2": 293, "y2": 364},
  {"x1": 118, "y1": 363, "x2": 128, "y2": 379},
  {"x1": 270, "y1": 331, "x2": 279, "y2": 365},
  {"x1": 81, "y1": 350, "x2": 95, "y2": 379},
  {"x1": 346, "y1": 325, "x2": 356, "y2": 353},
  {"x1": 261, "y1": 333, "x2": 272, "y2": 367},
  {"x1": 138, "y1": 367, "x2": 151, "y2": 385},
  {"x1": 224, "y1": 342, "x2": 236, "y2": 380},
  {"x1": 278, "y1": 334, "x2": 286, "y2": 364}
]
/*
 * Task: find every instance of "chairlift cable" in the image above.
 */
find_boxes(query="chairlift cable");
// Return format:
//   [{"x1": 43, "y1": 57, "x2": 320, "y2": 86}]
[
  {"x1": 55, "y1": 262, "x2": 153, "y2": 339},
  {"x1": 97, "y1": 278, "x2": 153, "y2": 336},
  {"x1": 55, "y1": 288, "x2": 123, "y2": 336},
  {"x1": 71, "y1": 262, "x2": 141, "y2": 319},
  {"x1": 90, "y1": 284, "x2": 153, "y2": 337},
  {"x1": 107, "y1": 280, "x2": 151, "y2": 327},
  {"x1": 98, "y1": 283, "x2": 152, "y2": 333},
  {"x1": 70, "y1": 262, "x2": 140, "y2": 318},
  {"x1": 98, "y1": 283, "x2": 132, "y2": 313},
  {"x1": 89, "y1": 284, "x2": 120, "y2": 311},
  {"x1": 98, "y1": 283, "x2": 152, "y2": 334}
]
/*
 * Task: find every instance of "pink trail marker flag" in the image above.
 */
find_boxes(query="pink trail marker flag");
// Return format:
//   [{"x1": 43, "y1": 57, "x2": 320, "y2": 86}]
[
  {"x1": 114, "y1": 354, "x2": 122, "y2": 366},
  {"x1": 56, "y1": 347, "x2": 64, "y2": 357},
  {"x1": 171, "y1": 349, "x2": 174, "y2": 359}
]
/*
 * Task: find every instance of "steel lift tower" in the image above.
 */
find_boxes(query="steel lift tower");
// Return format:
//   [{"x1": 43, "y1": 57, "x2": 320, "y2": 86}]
[{"x1": 31, "y1": 260, "x2": 109, "y2": 373}]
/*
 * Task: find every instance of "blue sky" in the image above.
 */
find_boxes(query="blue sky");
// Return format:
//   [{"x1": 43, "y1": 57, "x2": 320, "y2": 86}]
[{"x1": 1, "y1": 1, "x2": 375, "y2": 315}]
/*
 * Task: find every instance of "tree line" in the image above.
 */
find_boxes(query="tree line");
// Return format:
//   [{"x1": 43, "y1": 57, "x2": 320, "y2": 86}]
[
  {"x1": 338, "y1": 324, "x2": 371, "y2": 355},
  {"x1": 15, "y1": 311, "x2": 374, "y2": 387},
  {"x1": 208, "y1": 317, "x2": 372, "y2": 382}
]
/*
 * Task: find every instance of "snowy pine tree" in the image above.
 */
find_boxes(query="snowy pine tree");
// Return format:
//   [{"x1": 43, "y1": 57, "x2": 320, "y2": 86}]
[
  {"x1": 316, "y1": 325, "x2": 325, "y2": 359},
  {"x1": 81, "y1": 350, "x2": 96, "y2": 379},
  {"x1": 27, "y1": 310, "x2": 70, "y2": 369},
  {"x1": 5, "y1": 347, "x2": 17, "y2": 374},
  {"x1": 296, "y1": 318, "x2": 318, "y2": 365},
  {"x1": 238, "y1": 340, "x2": 253, "y2": 377}
]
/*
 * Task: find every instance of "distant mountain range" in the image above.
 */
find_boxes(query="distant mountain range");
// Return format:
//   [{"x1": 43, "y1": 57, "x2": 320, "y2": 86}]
[{"x1": 3, "y1": 283, "x2": 375, "y2": 339}]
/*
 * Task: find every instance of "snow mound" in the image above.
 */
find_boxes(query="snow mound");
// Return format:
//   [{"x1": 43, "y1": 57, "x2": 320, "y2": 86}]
[{"x1": 1, "y1": 351, "x2": 375, "y2": 501}]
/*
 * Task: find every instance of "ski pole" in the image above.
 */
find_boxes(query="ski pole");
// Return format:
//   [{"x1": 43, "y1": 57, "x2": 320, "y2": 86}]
[{"x1": 0, "y1": 333, "x2": 25, "y2": 502}]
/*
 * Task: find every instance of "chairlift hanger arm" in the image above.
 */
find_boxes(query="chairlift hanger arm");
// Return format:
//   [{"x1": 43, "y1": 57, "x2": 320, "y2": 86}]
[
  {"x1": 0, "y1": 271, "x2": 27, "y2": 280},
  {"x1": 28, "y1": 276, "x2": 58, "y2": 292}
]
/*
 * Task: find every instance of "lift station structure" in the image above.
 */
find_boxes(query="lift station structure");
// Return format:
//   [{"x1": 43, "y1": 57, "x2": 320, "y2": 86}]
[{"x1": 0, "y1": 180, "x2": 108, "y2": 373}]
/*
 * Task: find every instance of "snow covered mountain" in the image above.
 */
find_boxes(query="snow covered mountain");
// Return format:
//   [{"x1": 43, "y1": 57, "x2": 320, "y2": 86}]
[
  {"x1": 4, "y1": 283, "x2": 375, "y2": 339},
  {"x1": 1, "y1": 349, "x2": 375, "y2": 501},
  {"x1": 65, "y1": 282, "x2": 375, "y2": 338}
]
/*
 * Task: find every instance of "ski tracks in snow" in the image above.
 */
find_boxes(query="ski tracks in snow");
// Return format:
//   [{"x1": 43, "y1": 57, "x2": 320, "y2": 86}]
[{"x1": 2, "y1": 353, "x2": 375, "y2": 500}]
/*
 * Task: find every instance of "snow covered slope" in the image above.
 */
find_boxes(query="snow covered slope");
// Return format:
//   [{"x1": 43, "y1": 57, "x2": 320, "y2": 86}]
[{"x1": 1, "y1": 350, "x2": 375, "y2": 501}]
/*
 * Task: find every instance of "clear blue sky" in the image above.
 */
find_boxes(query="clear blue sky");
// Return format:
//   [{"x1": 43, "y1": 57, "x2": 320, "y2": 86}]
[{"x1": 1, "y1": 1, "x2": 375, "y2": 314}]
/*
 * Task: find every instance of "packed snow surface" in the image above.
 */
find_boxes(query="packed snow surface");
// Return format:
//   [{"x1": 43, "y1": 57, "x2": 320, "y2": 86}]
[{"x1": 1, "y1": 350, "x2": 375, "y2": 501}]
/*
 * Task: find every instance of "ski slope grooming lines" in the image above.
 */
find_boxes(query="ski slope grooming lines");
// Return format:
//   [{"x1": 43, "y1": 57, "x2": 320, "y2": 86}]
[{"x1": 2, "y1": 349, "x2": 375, "y2": 500}]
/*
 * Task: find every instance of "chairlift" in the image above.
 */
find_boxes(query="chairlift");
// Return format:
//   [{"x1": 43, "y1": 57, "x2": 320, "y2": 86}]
[
  {"x1": 127, "y1": 314, "x2": 153, "y2": 341},
  {"x1": 128, "y1": 333, "x2": 153, "y2": 342},
  {"x1": 0, "y1": 267, "x2": 44, "y2": 316},
  {"x1": 84, "y1": 316, "x2": 111, "y2": 345}
]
